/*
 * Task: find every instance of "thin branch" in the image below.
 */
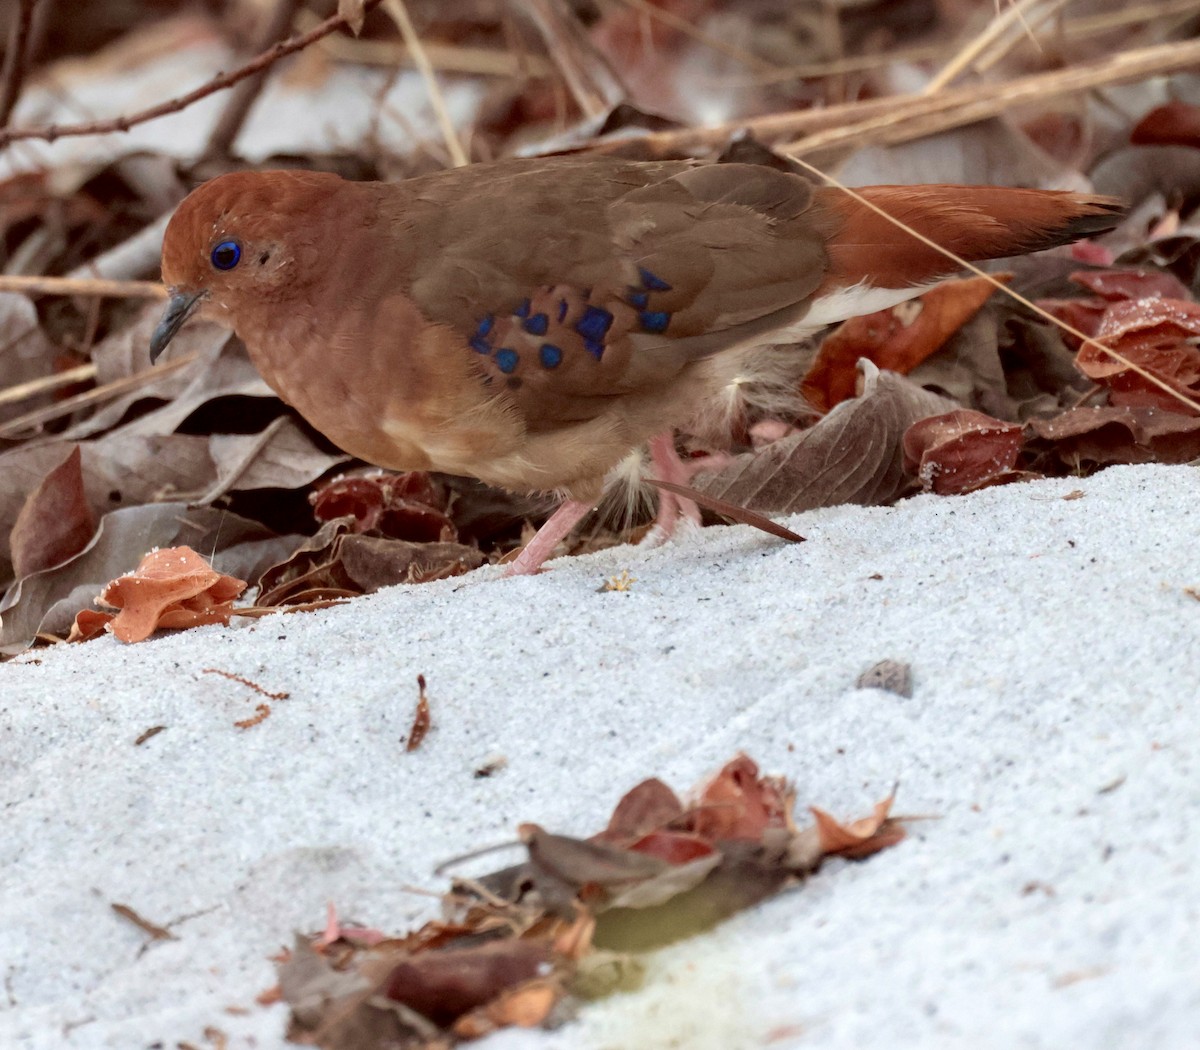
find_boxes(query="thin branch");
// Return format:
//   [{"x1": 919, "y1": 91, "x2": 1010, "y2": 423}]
[
  {"x1": 0, "y1": 0, "x2": 384, "y2": 150},
  {"x1": 784, "y1": 153, "x2": 1200, "y2": 417},
  {"x1": 381, "y1": 0, "x2": 469, "y2": 166},
  {"x1": 204, "y1": 0, "x2": 307, "y2": 161},
  {"x1": 0, "y1": 0, "x2": 38, "y2": 127}
]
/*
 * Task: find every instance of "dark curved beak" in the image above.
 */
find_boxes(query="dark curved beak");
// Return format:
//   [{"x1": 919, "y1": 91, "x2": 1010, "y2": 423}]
[{"x1": 150, "y1": 290, "x2": 204, "y2": 363}]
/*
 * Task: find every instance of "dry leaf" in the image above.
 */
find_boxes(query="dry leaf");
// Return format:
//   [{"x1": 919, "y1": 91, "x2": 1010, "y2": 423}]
[
  {"x1": 81, "y1": 546, "x2": 246, "y2": 643},
  {"x1": 10, "y1": 446, "x2": 96, "y2": 579},
  {"x1": 902, "y1": 409, "x2": 1025, "y2": 495},
  {"x1": 810, "y1": 792, "x2": 906, "y2": 859},
  {"x1": 802, "y1": 275, "x2": 1005, "y2": 413},
  {"x1": 697, "y1": 361, "x2": 957, "y2": 513},
  {"x1": 1027, "y1": 405, "x2": 1200, "y2": 466}
]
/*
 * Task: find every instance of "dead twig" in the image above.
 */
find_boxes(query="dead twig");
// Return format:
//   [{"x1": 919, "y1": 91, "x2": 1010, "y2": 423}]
[
  {"x1": 0, "y1": 0, "x2": 39, "y2": 127},
  {"x1": 204, "y1": 0, "x2": 307, "y2": 161},
  {"x1": 0, "y1": 0, "x2": 385, "y2": 150}
]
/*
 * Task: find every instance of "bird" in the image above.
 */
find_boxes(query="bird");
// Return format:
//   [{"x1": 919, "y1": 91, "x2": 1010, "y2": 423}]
[{"x1": 151, "y1": 157, "x2": 1122, "y2": 574}]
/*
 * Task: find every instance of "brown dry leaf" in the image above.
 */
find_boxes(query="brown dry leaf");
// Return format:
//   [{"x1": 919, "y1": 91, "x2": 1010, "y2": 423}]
[
  {"x1": 10, "y1": 446, "x2": 97, "y2": 579},
  {"x1": 810, "y1": 791, "x2": 906, "y2": 860},
  {"x1": 384, "y1": 941, "x2": 558, "y2": 1030},
  {"x1": 802, "y1": 275, "x2": 1005, "y2": 413},
  {"x1": 407, "y1": 675, "x2": 432, "y2": 752},
  {"x1": 697, "y1": 361, "x2": 957, "y2": 513},
  {"x1": 82, "y1": 546, "x2": 247, "y2": 643},
  {"x1": 902, "y1": 409, "x2": 1025, "y2": 495},
  {"x1": 1027, "y1": 405, "x2": 1200, "y2": 466},
  {"x1": 255, "y1": 519, "x2": 485, "y2": 606}
]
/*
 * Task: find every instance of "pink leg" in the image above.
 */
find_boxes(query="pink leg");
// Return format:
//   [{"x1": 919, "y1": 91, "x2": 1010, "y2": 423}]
[
  {"x1": 642, "y1": 432, "x2": 705, "y2": 547},
  {"x1": 504, "y1": 498, "x2": 594, "y2": 576}
]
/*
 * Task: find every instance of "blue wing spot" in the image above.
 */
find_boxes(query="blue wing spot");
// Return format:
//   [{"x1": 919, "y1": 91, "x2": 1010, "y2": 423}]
[
  {"x1": 557, "y1": 299, "x2": 568, "y2": 322},
  {"x1": 584, "y1": 339, "x2": 604, "y2": 360},
  {"x1": 539, "y1": 343, "x2": 563, "y2": 369},
  {"x1": 495, "y1": 348, "x2": 519, "y2": 374},
  {"x1": 470, "y1": 337, "x2": 492, "y2": 354},
  {"x1": 576, "y1": 305, "x2": 613, "y2": 343},
  {"x1": 639, "y1": 310, "x2": 670, "y2": 334},
  {"x1": 514, "y1": 299, "x2": 531, "y2": 319},
  {"x1": 626, "y1": 290, "x2": 649, "y2": 309},
  {"x1": 638, "y1": 267, "x2": 672, "y2": 291},
  {"x1": 475, "y1": 314, "x2": 494, "y2": 337},
  {"x1": 523, "y1": 312, "x2": 549, "y2": 336}
]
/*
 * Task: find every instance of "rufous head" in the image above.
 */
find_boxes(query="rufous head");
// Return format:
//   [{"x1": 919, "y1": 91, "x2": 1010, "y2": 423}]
[{"x1": 151, "y1": 169, "x2": 346, "y2": 361}]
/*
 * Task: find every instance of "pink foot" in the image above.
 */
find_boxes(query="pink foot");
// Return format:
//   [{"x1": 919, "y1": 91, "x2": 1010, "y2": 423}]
[
  {"x1": 503, "y1": 499, "x2": 594, "y2": 576},
  {"x1": 642, "y1": 432, "x2": 729, "y2": 547}
]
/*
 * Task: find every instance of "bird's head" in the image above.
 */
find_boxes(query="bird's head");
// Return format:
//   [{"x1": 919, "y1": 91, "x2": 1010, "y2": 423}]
[{"x1": 151, "y1": 169, "x2": 346, "y2": 362}]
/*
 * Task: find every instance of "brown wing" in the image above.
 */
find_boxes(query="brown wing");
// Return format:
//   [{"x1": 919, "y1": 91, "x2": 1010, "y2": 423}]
[{"x1": 386, "y1": 157, "x2": 830, "y2": 433}]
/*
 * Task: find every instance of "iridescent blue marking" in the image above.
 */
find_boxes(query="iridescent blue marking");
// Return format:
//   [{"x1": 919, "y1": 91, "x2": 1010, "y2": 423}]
[
  {"x1": 475, "y1": 314, "x2": 494, "y2": 337},
  {"x1": 495, "y1": 348, "x2": 519, "y2": 374},
  {"x1": 576, "y1": 305, "x2": 612, "y2": 342},
  {"x1": 584, "y1": 340, "x2": 604, "y2": 360},
  {"x1": 539, "y1": 343, "x2": 563, "y2": 369},
  {"x1": 626, "y1": 290, "x2": 649, "y2": 309},
  {"x1": 557, "y1": 299, "x2": 568, "y2": 322},
  {"x1": 638, "y1": 267, "x2": 672, "y2": 291},
  {"x1": 514, "y1": 299, "x2": 531, "y2": 319},
  {"x1": 523, "y1": 312, "x2": 549, "y2": 336},
  {"x1": 470, "y1": 337, "x2": 492, "y2": 354},
  {"x1": 640, "y1": 310, "x2": 670, "y2": 334}
]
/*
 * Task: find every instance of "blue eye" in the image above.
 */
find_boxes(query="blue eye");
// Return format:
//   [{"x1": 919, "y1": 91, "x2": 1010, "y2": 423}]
[{"x1": 210, "y1": 241, "x2": 241, "y2": 271}]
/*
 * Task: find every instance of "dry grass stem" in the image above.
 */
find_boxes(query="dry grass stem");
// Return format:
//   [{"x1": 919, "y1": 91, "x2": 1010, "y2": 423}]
[
  {"x1": 0, "y1": 353, "x2": 198, "y2": 438},
  {"x1": 611, "y1": 0, "x2": 779, "y2": 73},
  {"x1": 923, "y1": 0, "x2": 1051, "y2": 95},
  {"x1": 0, "y1": 364, "x2": 97, "y2": 408},
  {"x1": 381, "y1": 0, "x2": 469, "y2": 166},
  {"x1": 0, "y1": 275, "x2": 166, "y2": 299}
]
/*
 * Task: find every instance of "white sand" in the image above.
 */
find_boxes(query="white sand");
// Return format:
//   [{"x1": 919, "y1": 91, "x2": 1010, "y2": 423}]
[{"x1": 2, "y1": 463, "x2": 1197, "y2": 1050}]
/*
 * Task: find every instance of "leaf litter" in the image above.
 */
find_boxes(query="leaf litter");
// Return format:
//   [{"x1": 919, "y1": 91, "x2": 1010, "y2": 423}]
[{"x1": 274, "y1": 754, "x2": 906, "y2": 1049}]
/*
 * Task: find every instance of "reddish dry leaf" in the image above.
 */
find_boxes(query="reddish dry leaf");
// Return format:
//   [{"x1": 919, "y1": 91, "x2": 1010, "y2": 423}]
[
  {"x1": 1130, "y1": 100, "x2": 1200, "y2": 148},
  {"x1": 624, "y1": 829, "x2": 716, "y2": 865},
  {"x1": 810, "y1": 791, "x2": 906, "y2": 859},
  {"x1": 1068, "y1": 267, "x2": 1192, "y2": 303},
  {"x1": 10, "y1": 446, "x2": 96, "y2": 580},
  {"x1": 1027, "y1": 405, "x2": 1200, "y2": 465},
  {"x1": 76, "y1": 546, "x2": 247, "y2": 643},
  {"x1": 902, "y1": 409, "x2": 1025, "y2": 495},
  {"x1": 310, "y1": 471, "x2": 455, "y2": 542},
  {"x1": 594, "y1": 777, "x2": 684, "y2": 845},
  {"x1": 383, "y1": 941, "x2": 556, "y2": 1028},
  {"x1": 801, "y1": 275, "x2": 1005, "y2": 413},
  {"x1": 691, "y1": 754, "x2": 792, "y2": 843},
  {"x1": 1075, "y1": 298, "x2": 1200, "y2": 412}
]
